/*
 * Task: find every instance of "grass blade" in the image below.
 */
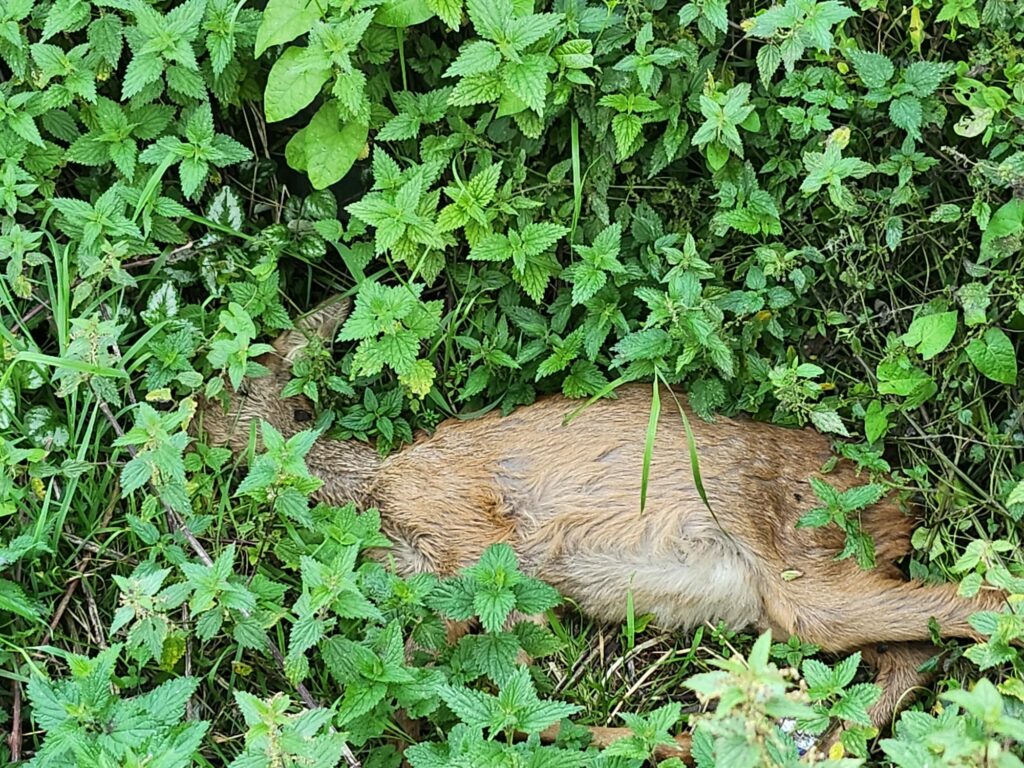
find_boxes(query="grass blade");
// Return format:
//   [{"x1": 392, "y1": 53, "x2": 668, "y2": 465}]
[{"x1": 640, "y1": 377, "x2": 660, "y2": 515}]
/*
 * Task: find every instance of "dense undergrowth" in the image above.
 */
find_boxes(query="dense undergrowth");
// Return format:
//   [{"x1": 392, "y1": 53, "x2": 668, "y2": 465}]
[{"x1": 1, "y1": 0, "x2": 1024, "y2": 764}]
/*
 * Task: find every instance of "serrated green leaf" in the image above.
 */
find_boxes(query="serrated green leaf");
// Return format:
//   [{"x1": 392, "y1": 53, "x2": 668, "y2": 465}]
[{"x1": 847, "y1": 48, "x2": 894, "y2": 89}]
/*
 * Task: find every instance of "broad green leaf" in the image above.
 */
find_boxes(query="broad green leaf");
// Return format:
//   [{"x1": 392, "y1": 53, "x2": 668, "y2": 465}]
[
  {"x1": 502, "y1": 56, "x2": 549, "y2": 114},
  {"x1": 399, "y1": 359, "x2": 436, "y2": 397},
  {"x1": 444, "y1": 40, "x2": 501, "y2": 78},
  {"x1": 1007, "y1": 479, "x2": 1024, "y2": 508},
  {"x1": 264, "y1": 47, "x2": 331, "y2": 122},
  {"x1": 255, "y1": 0, "x2": 321, "y2": 57},
  {"x1": 889, "y1": 95, "x2": 923, "y2": 137},
  {"x1": 0, "y1": 577, "x2": 42, "y2": 621},
  {"x1": 876, "y1": 356, "x2": 936, "y2": 406},
  {"x1": 427, "y1": 0, "x2": 462, "y2": 28},
  {"x1": 966, "y1": 328, "x2": 1018, "y2": 384},
  {"x1": 24, "y1": 406, "x2": 69, "y2": 449},
  {"x1": 901, "y1": 311, "x2": 957, "y2": 361},
  {"x1": 705, "y1": 140, "x2": 729, "y2": 170},
  {"x1": 285, "y1": 124, "x2": 310, "y2": 171},
  {"x1": 756, "y1": 43, "x2": 782, "y2": 82},
  {"x1": 957, "y1": 283, "x2": 990, "y2": 326},
  {"x1": 376, "y1": 0, "x2": 435, "y2": 27},
  {"x1": 303, "y1": 101, "x2": 369, "y2": 189},
  {"x1": 979, "y1": 198, "x2": 1024, "y2": 265},
  {"x1": 863, "y1": 400, "x2": 890, "y2": 443},
  {"x1": 0, "y1": 387, "x2": 14, "y2": 429},
  {"x1": 902, "y1": 60, "x2": 949, "y2": 97}
]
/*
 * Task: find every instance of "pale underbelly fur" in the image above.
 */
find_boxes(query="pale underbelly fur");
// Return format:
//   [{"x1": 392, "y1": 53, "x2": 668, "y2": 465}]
[
  {"x1": 531, "y1": 543, "x2": 763, "y2": 631},
  {"x1": 381, "y1": 513, "x2": 764, "y2": 632}
]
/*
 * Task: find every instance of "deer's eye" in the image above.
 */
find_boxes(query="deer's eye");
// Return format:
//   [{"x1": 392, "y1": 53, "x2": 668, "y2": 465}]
[
  {"x1": 237, "y1": 382, "x2": 250, "y2": 397},
  {"x1": 293, "y1": 408, "x2": 312, "y2": 422}
]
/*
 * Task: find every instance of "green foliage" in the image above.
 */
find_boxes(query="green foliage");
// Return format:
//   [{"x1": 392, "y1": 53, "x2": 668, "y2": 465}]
[
  {"x1": 3, "y1": 0, "x2": 1024, "y2": 764},
  {"x1": 686, "y1": 632, "x2": 861, "y2": 768},
  {"x1": 231, "y1": 692, "x2": 350, "y2": 768},
  {"x1": 338, "y1": 280, "x2": 442, "y2": 396},
  {"x1": 798, "y1": 652, "x2": 881, "y2": 758},
  {"x1": 430, "y1": 542, "x2": 560, "y2": 634},
  {"x1": 881, "y1": 680, "x2": 1024, "y2": 767},
  {"x1": 797, "y1": 478, "x2": 887, "y2": 569},
  {"x1": 25, "y1": 645, "x2": 208, "y2": 767},
  {"x1": 440, "y1": 666, "x2": 579, "y2": 737},
  {"x1": 236, "y1": 422, "x2": 323, "y2": 525}
]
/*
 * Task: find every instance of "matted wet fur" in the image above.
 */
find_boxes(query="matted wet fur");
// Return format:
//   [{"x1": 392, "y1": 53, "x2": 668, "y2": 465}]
[{"x1": 198, "y1": 295, "x2": 1008, "y2": 762}]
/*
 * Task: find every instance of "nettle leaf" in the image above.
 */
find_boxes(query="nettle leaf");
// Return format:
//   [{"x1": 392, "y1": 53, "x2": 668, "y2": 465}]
[
  {"x1": 564, "y1": 261, "x2": 606, "y2": 304},
  {"x1": 445, "y1": 40, "x2": 501, "y2": 78},
  {"x1": 613, "y1": 328, "x2": 671, "y2": 364},
  {"x1": 505, "y1": 12, "x2": 561, "y2": 49},
  {"x1": 448, "y1": 72, "x2": 503, "y2": 107},
  {"x1": 427, "y1": 0, "x2": 463, "y2": 28},
  {"x1": 499, "y1": 667, "x2": 579, "y2": 732},
  {"x1": 841, "y1": 483, "x2": 886, "y2": 511},
  {"x1": 756, "y1": 43, "x2": 782, "y2": 82},
  {"x1": 473, "y1": 587, "x2": 517, "y2": 632},
  {"x1": 502, "y1": 55, "x2": 549, "y2": 114},
  {"x1": 465, "y1": 0, "x2": 514, "y2": 41},
  {"x1": 88, "y1": 13, "x2": 124, "y2": 67},
  {"x1": 612, "y1": 113, "x2": 643, "y2": 160},
  {"x1": 902, "y1": 60, "x2": 950, "y2": 97},
  {"x1": 562, "y1": 359, "x2": 609, "y2": 398},
  {"x1": 554, "y1": 38, "x2": 593, "y2": 69},
  {"x1": 809, "y1": 409, "x2": 848, "y2": 437},
  {"x1": 847, "y1": 48, "x2": 894, "y2": 89},
  {"x1": 889, "y1": 95, "x2": 923, "y2": 138},
  {"x1": 180, "y1": 157, "x2": 209, "y2": 198},
  {"x1": 41, "y1": 0, "x2": 90, "y2": 42},
  {"x1": 399, "y1": 358, "x2": 436, "y2": 397},
  {"x1": 0, "y1": 577, "x2": 42, "y2": 621}
]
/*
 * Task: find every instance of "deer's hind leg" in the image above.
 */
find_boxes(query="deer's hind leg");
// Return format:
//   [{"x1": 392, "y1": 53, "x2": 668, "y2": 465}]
[
  {"x1": 858, "y1": 642, "x2": 938, "y2": 731},
  {"x1": 762, "y1": 565, "x2": 1007, "y2": 651}
]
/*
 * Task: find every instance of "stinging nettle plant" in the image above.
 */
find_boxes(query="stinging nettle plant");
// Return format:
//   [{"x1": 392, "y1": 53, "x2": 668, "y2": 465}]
[{"x1": 3, "y1": 0, "x2": 1024, "y2": 764}]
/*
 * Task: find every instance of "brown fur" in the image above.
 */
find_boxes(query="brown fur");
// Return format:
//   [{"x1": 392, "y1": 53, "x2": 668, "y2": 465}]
[{"x1": 198, "y1": 295, "x2": 1007, "y2": 761}]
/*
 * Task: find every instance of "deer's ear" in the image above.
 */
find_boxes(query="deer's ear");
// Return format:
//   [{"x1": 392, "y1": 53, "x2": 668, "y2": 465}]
[{"x1": 275, "y1": 295, "x2": 351, "y2": 363}]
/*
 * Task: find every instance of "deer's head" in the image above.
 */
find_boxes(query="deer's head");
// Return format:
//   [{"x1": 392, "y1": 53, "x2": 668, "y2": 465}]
[{"x1": 197, "y1": 295, "x2": 351, "y2": 453}]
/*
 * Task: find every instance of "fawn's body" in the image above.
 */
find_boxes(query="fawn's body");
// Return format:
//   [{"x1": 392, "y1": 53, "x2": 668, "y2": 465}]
[{"x1": 200, "y1": 297, "x2": 1007, "y2": 759}]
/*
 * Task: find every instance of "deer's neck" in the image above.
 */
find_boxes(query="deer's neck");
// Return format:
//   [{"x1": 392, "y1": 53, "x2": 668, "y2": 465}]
[{"x1": 305, "y1": 438, "x2": 382, "y2": 508}]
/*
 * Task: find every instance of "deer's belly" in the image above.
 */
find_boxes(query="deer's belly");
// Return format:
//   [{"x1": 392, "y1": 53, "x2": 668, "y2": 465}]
[{"x1": 530, "y1": 544, "x2": 763, "y2": 631}]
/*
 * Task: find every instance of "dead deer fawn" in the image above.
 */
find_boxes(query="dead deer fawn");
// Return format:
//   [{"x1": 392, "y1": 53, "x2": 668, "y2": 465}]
[{"x1": 199, "y1": 295, "x2": 1008, "y2": 761}]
